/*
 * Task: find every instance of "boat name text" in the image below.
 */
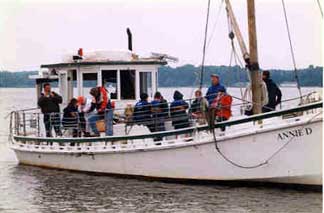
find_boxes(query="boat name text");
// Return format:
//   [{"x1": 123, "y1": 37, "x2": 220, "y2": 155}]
[{"x1": 277, "y1": 127, "x2": 312, "y2": 141}]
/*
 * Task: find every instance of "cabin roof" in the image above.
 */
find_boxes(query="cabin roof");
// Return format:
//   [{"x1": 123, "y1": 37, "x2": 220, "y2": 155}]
[{"x1": 41, "y1": 60, "x2": 167, "y2": 69}]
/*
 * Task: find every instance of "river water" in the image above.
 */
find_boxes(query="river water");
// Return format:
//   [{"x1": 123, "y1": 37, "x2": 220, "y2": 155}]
[{"x1": 0, "y1": 87, "x2": 322, "y2": 212}]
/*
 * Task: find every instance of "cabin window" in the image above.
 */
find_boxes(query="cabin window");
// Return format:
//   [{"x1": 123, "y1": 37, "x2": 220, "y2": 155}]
[
  {"x1": 82, "y1": 73, "x2": 98, "y2": 96},
  {"x1": 120, "y1": 70, "x2": 135, "y2": 100},
  {"x1": 139, "y1": 72, "x2": 152, "y2": 97},
  {"x1": 102, "y1": 70, "x2": 117, "y2": 99}
]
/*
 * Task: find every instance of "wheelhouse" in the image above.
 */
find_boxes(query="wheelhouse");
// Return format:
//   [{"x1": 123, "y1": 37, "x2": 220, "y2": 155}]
[{"x1": 30, "y1": 50, "x2": 167, "y2": 107}]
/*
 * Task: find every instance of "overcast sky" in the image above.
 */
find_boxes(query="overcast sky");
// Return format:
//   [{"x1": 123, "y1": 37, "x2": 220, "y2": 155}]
[{"x1": 0, "y1": 0, "x2": 322, "y2": 71}]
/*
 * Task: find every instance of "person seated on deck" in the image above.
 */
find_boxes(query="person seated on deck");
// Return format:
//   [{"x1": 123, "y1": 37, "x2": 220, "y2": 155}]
[
  {"x1": 124, "y1": 104, "x2": 134, "y2": 124},
  {"x1": 208, "y1": 88, "x2": 232, "y2": 132},
  {"x1": 62, "y1": 98, "x2": 79, "y2": 137},
  {"x1": 133, "y1": 93, "x2": 153, "y2": 131},
  {"x1": 190, "y1": 89, "x2": 208, "y2": 124},
  {"x1": 170, "y1": 90, "x2": 189, "y2": 130},
  {"x1": 87, "y1": 86, "x2": 114, "y2": 137},
  {"x1": 37, "y1": 83, "x2": 63, "y2": 137},
  {"x1": 77, "y1": 96, "x2": 92, "y2": 137},
  {"x1": 151, "y1": 92, "x2": 169, "y2": 132},
  {"x1": 205, "y1": 74, "x2": 226, "y2": 105}
]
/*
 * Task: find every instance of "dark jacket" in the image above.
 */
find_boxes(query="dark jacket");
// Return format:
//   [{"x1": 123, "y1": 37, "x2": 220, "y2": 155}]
[
  {"x1": 263, "y1": 78, "x2": 282, "y2": 110},
  {"x1": 170, "y1": 91, "x2": 189, "y2": 129},
  {"x1": 62, "y1": 104, "x2": 78, "y2": 127},
  {"x1": 38, "y1": 92, "x2": 62, "y2": 114},
  {"x1": 133, "y1": 100, "x2": 152, "y2": 125},
  {"x1": 151, "y1": 99, "x2": 169, "y2": 119},
  {"x1": 206, "y1": 83, "x2": 226, "y2": 104}
]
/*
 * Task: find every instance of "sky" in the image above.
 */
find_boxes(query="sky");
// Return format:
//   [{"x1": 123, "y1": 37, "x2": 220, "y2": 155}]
[{"x1": 0, "y1": 0, "x2": 322, "y2": 71}]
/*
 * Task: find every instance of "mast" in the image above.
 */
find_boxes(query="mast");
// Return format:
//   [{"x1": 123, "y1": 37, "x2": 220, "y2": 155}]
[
  {"x1": 225, "y1": 0, "x2": 250, "y2": 62},
  {"x1": 247, "y1": 0, "x2": 262, "y2": 114}
]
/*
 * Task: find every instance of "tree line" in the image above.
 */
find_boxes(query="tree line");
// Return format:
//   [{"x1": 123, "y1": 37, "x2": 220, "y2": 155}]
[{"x1": 0, "y1": 65, "x2": 322, "y2": 88}]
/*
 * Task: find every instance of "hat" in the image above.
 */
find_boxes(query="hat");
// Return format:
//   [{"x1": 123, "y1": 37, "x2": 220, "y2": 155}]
[
  {"x1": 140, "y1": 93, "x2": 148, "y2": 100},
  {"x1": 154, "y1": 91, "x2": 162, "y2": 99},
  {"x1": 211, "y1": 74, "x2": 219, "y2": 78},
  {"x1": 173, "y1": 90, "x2": 184, "y2": 100},
  {"x1": 77, "y1": 96, "x2": 85, "y2": 106}
]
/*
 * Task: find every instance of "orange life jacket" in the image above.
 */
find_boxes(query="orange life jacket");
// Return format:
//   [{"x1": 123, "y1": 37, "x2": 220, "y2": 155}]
[{"x1": 211, "y1": 94, "x2": 233, "y2": 120}]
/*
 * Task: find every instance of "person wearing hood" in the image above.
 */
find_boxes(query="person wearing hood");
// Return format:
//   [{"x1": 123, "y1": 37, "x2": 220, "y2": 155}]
[
  {"x1": 170, "y1": 90, "x2": 189, "y2": 129},
  {"x1": 206, "y1": 74, "x2": 226, "y2": 105},
  {"x1": 262, "y1": 71, "x2": 282, "y2": 113},
  {"x1": 133, "y1": 93, "x2": 152, "y2": 131}
]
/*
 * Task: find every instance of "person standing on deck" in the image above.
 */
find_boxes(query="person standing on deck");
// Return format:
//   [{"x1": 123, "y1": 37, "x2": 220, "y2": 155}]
[
  {"x1": 262, "y1": 71, "x2": 282, "y2": 113},
  {"x1": 206, "y1": 74, "x2": 226, "y2": 105},
  {"x1": 37, "y1": 83, "x2": 63, "y2": 137},
  {"x1": 87, "y1": 86, "x2": 114, "y2": 137}
]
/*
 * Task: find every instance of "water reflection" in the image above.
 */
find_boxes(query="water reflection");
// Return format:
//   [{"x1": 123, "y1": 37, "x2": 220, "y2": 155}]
[{"x1": 5, "y1": 165, "x2": 322, "y2": 213}]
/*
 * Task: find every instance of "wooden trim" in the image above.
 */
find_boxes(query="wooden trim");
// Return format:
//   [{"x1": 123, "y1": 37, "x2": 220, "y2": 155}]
[{"x1": 41, "y1": 61, "x2": 167, "y2": 68}]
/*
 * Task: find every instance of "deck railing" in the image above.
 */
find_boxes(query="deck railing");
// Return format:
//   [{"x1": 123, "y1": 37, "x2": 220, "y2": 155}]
[{"x1": 9, "y1": 92, "x2": 322, "y2": 143}]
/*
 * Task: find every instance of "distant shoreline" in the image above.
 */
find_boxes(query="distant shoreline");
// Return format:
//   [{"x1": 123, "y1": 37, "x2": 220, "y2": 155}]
[{"x1": 0, "y1": 65, "x2": 322, "y2": 88}]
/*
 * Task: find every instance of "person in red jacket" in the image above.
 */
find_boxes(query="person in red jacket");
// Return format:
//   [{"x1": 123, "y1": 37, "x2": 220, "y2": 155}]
[
  {"x1": 208, "y1": 88, "x2": 232, "y2": 131},
  {"x1": 87, "y1": 86, "x2": 114, "y2": 136}
]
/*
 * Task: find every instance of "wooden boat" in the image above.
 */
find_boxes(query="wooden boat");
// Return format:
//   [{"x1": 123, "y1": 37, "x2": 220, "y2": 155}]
[{"x1": 9, "y1": 0, "x2": 322, "y2": 186}]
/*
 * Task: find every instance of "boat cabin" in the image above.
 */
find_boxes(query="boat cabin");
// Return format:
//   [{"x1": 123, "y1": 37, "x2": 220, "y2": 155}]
[{"x1": 30, "y1": 50, "x2": 167, "y2": 107}]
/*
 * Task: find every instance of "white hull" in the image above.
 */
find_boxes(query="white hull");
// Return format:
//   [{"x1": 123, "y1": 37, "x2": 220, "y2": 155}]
[{"x1": 11, "y1": 116, "x2": 322, "y2": 186}]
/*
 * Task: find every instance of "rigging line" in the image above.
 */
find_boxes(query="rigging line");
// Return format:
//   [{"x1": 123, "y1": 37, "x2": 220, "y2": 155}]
[
  {"x1": 199, "y1": 0, "x2": 212, "y2": 89},
  {"x1": 206, "y1": 0, "x2": 225, "y2": 49},
  {"x1": 281, "y1": 0, "x2": 303, "y2": 100},
  {"x1": 211, "y1": 108, "x2": 322, "y2": 170},
  {"x1": 316, "y1": 0, "x2": 324, "y2": 17}
]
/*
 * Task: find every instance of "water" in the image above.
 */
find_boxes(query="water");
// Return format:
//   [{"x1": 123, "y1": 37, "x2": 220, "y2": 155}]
[{"x1": 0, "y1": 87, "x2": 322, "y2": 212}]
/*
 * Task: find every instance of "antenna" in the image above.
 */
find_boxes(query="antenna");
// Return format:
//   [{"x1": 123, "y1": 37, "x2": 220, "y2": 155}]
[{"x1": 151, "y1": 52, "x2": 179, "y2": 62}]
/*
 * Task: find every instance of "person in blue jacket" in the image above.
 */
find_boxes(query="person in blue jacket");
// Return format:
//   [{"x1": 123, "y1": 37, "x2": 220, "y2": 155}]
[
  {"x1": 133, "y1": 93, "x2": 152, "y2": 131},
  {"x1": 205, "y1": 74, "x2": 226, "y2": 105},
  {"x1": 151, "y1": 91, "x2": 169, "y2": 132},
  {"x1": 170, "y1": 90, "x2": 189, "y2": 129}
]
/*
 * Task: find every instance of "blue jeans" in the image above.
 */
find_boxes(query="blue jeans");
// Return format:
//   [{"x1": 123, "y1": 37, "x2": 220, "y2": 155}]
[
  {"x1": 105, "y1": 109, "x2": 113, "y2": 136},
  {"x1": 88, "y1": 110, "x2": 113, "y2": 136}
]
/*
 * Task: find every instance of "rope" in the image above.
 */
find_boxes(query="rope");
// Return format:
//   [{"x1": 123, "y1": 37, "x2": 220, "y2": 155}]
[
  {"x1": 281, "y1": 0, "x2": 303, "y2": 101},
  {"x1": 211, "y1": 109, "x2": 322, "y2": 169},
  {"x1": 206, "y1": 0, "x2": 225, "y2": 49},
  {"x1": 199, "y1": 0, "x2": 212, "y2": 89},
  {"x1": 316, "y1": 0, "x2": 324, "y2": 17}
]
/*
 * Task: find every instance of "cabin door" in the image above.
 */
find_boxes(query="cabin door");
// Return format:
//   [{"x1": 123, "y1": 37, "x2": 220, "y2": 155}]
[{"x1": 59, "y1": 72, "x2": 68, "y2": 105}]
